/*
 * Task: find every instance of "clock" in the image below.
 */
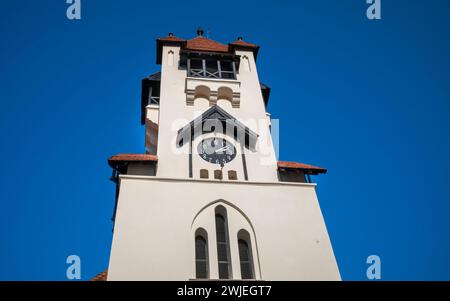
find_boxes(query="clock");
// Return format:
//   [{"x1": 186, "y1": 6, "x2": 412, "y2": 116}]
[{"x1": 197, "y1": 137, "x2": 236, "y2": 165}]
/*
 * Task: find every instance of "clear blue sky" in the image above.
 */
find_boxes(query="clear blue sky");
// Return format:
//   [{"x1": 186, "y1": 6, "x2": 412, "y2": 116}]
[{"x1": 1, "y1": 0, "x2": 449, "y2": 281}]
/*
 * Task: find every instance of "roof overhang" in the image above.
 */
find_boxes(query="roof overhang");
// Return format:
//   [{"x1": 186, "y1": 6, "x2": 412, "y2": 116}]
[
  {"x1": 156, "y1": 38, "x2": 186, "y2": 64},
  {"x1": 229, "y1": 42, "x2": 260, "y2": 61},
  {"x1": 108, "y1": 154, "x2": 158, "y2": 173},
  {"x1": 277, "y1": 161, "x2": 327, "y2": 175}
]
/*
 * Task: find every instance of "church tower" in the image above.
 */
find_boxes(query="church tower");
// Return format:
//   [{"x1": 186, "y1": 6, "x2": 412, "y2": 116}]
[{"x1": 106, "y1": 29, "x2": 340, "y2": 280}]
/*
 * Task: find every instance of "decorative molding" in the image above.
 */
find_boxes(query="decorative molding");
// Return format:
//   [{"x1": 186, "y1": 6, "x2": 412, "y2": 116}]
[
  {"x1": 119, "y1": 174, "x2": 317, "y2": 187},
  {"x1": 185, "y1": 77, "x2": 240, "y2": 107}
]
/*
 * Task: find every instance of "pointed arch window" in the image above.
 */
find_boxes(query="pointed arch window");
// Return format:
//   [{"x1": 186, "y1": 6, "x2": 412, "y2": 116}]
[
  {"x1": 168, "y1": 50, "x2": 174, "y2": 66},
  {"x1": 195, "y1": 229, "x2": 209, "y2": 279},
  {"x1": 215, "y1": 206, "x2": 231, "y2": 279},
  {"x1": 238, "y1": 229, "x2": 254, "y2": 279}
]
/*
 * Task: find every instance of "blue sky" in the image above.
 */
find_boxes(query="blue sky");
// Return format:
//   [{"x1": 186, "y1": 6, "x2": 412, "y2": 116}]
[{"x1": 1, "y1": 0, "x2": 450, "y2": 280}]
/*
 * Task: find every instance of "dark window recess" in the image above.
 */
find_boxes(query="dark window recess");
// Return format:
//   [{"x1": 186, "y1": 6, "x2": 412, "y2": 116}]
[
  {"x1": 188, "y1": 58, "x2": 237, "y2": 80},
  {"x1": 206, "y1": 60, "x2": 218, "y2": 77},
  {"x1": 228, "y1": 170, "x2": 237, "y2": 180},
  {"x1": 190, "y1": 59, "x2": 203, "y2": 70},
  {"x1": 195, "y1": 235, "x2": 208, "y2": 279},
  {"x1": 146, "y1": 84, "x2": 160, "y2": 106},
  {"x1": 214, "y1": 170, "x2": 223, "y2": 180},
  {"x1": 200, "y1": 169, "x2": 209, "y2": 179},
  {"x1": 238, "y1": 239, "x2": 254, "y2": 279},
  {"x1": 215, "y1": 214, "x2": 231, "y2": 279},
  {"x1": 278, "y1": 170, "x2": 307, "y2": 183},
  {"x1": 219, "y1": 61, "x2": 235, "y2": 79}
]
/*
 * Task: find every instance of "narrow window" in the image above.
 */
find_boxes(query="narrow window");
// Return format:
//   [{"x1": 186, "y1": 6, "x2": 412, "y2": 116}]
[
  {"x1": 228, "y1": 170, "x2": 237, "y2": 180},
  {"x1": 200, "y1": 169, "x2": 209, "y2": 179},
  {"x1": 214, "y1": 170, "x2": 223, "y2": 180},
  {"x1": 241, "y1": 55, "x2": 251, "y2": 72},
  {"x1": 238, "y1": 230, "x2": 254, "y2": 279},
  {"x1": 189, "y1": 58, "x2": 203, "y2": 77},
  {"x1": 215, "y1": 208, "x2": 231, "y2": 279},
  {"x1": 205, "y1": 59, "x2": 219, "y2": 78},
  {"x1": 220, "y1": 60, "x2": 235, "y2": 79},
  {"x1": 195, "y1": 229, "x2": 209, "y2": 279},
  {"x1": 168, "y1": 50, "x2": 174, "y2": 66}
]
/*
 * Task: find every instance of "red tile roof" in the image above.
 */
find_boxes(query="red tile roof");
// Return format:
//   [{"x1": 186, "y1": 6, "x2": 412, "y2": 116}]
[
  {"x1": 108, "y1": 154, "x2": 158, "y2": 172},
  {"x1": 157, "y1": 35, "x2": 185, "y2": 43},
  {"x1": 186, "y1": 36, "x2": 229, "y2": 53},
  {"x1": 91, "y1": 270, "x2": 107, "y2": 281},
  {"x1": 229, "y1": 38, "x2": 260, "y2": 59},
  {"x1": 108, "y1": 154, "x2": 158, "y2": 163},
  {"x1": 278, "y1": 161, "x2": 327, "y2": 174},
  {"x1": 229, "y1": 39, "x2": 259, "y2": 48},
  {"x1": 156, "y1": 31, "x2": 260, "y2": 63}
]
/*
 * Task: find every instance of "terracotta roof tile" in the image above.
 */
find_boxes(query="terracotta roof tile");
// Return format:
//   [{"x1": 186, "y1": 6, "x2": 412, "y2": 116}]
[
  {"x1": 157, "y1": 35, "x2": 185, "y2": 43},
  {"x1": 229, "y1": 39, "x2": 259, "y2": 48},
  {"x1": 278, "y1": 161, "x2": 327, "y2": 174},
  {"x1": 185, "y1": 36, "x2": 229, "y2": 53},
  {"x1": 229, "y1": 38, "x2": 260, "y2": 59},
  {"x1": 91, "y1": 270, "x2": 107, "y2": 281},
  {"x1": 156, "y1": 32, "x2": 260, "y2": 63},
  {"x1": 108, "y1": 154, "x2": 158, "y2": 163}
]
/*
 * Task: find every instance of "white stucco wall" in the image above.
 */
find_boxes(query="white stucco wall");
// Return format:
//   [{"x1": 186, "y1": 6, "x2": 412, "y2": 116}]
[
  {"x1": 107, "y1": 176, "x2": 341, "y2": 281},
  {"x1": 153, "y1": 45, "x2": 279, "y2": 182},
  {"x1": 110, "y1": 39, "x2": 340, "y2": 281}
]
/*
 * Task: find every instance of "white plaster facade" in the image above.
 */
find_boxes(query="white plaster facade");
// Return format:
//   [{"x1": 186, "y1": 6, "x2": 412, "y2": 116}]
[
  {"x1": 108, "y1": 177, "x2": 340, "y2": 281},
  {"x1": 153, "y1": 45, "x2": 278, "y2": 181},
  {"x1": 107, "y1": 34, "x2": 340, "y2": 281}
]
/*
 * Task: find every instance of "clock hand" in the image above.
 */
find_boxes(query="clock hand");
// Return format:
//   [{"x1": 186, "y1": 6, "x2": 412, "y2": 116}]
[
  {"x1": 214, "y1": 147, "x2": 225, "y2": 153},
  {"x1": 215, "y1": 145, "x2": 231, "y2": 153}
]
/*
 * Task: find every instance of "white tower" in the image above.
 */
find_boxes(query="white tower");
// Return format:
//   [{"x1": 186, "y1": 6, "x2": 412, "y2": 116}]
[{"x1": 105, "y1": 29, "x2": 340, "y2": 281}]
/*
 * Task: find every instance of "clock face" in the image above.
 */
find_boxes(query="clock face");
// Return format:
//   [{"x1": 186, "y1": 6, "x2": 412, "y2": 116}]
[{"x1": 197, "y1": 137, "x2": 236, "y2": 165}]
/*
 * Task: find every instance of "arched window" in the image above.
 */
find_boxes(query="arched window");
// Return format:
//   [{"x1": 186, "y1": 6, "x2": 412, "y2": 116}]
[
  {"x1": 238, "y1": 229, "x2": 254, "y2": 279},
  {"x1": 242, "y1": 55, "x2": 251, "y2": 72},
  {"x1": 195, "y1": 229, "x2": 209, "y2": 279},
  {"x1": 215, "y1": 206, "x2": 231, "y2": 279}
]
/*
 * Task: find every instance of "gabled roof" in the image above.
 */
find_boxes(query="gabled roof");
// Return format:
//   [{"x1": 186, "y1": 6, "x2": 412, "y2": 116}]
[{"x1": 177, "y1": 105, "x2": 258, "y2": 149}]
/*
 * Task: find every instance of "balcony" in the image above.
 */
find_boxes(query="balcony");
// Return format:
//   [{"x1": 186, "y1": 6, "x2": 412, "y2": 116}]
[
  {"x1": 188, "y1": 68, "x2": 236, "y2": 80},
  {"x1": 187, "y1": 58, "x2": 237, "y2": 80},
  {"x1": 147, "y1": 96, "x2": 160, "y2": 105}
]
